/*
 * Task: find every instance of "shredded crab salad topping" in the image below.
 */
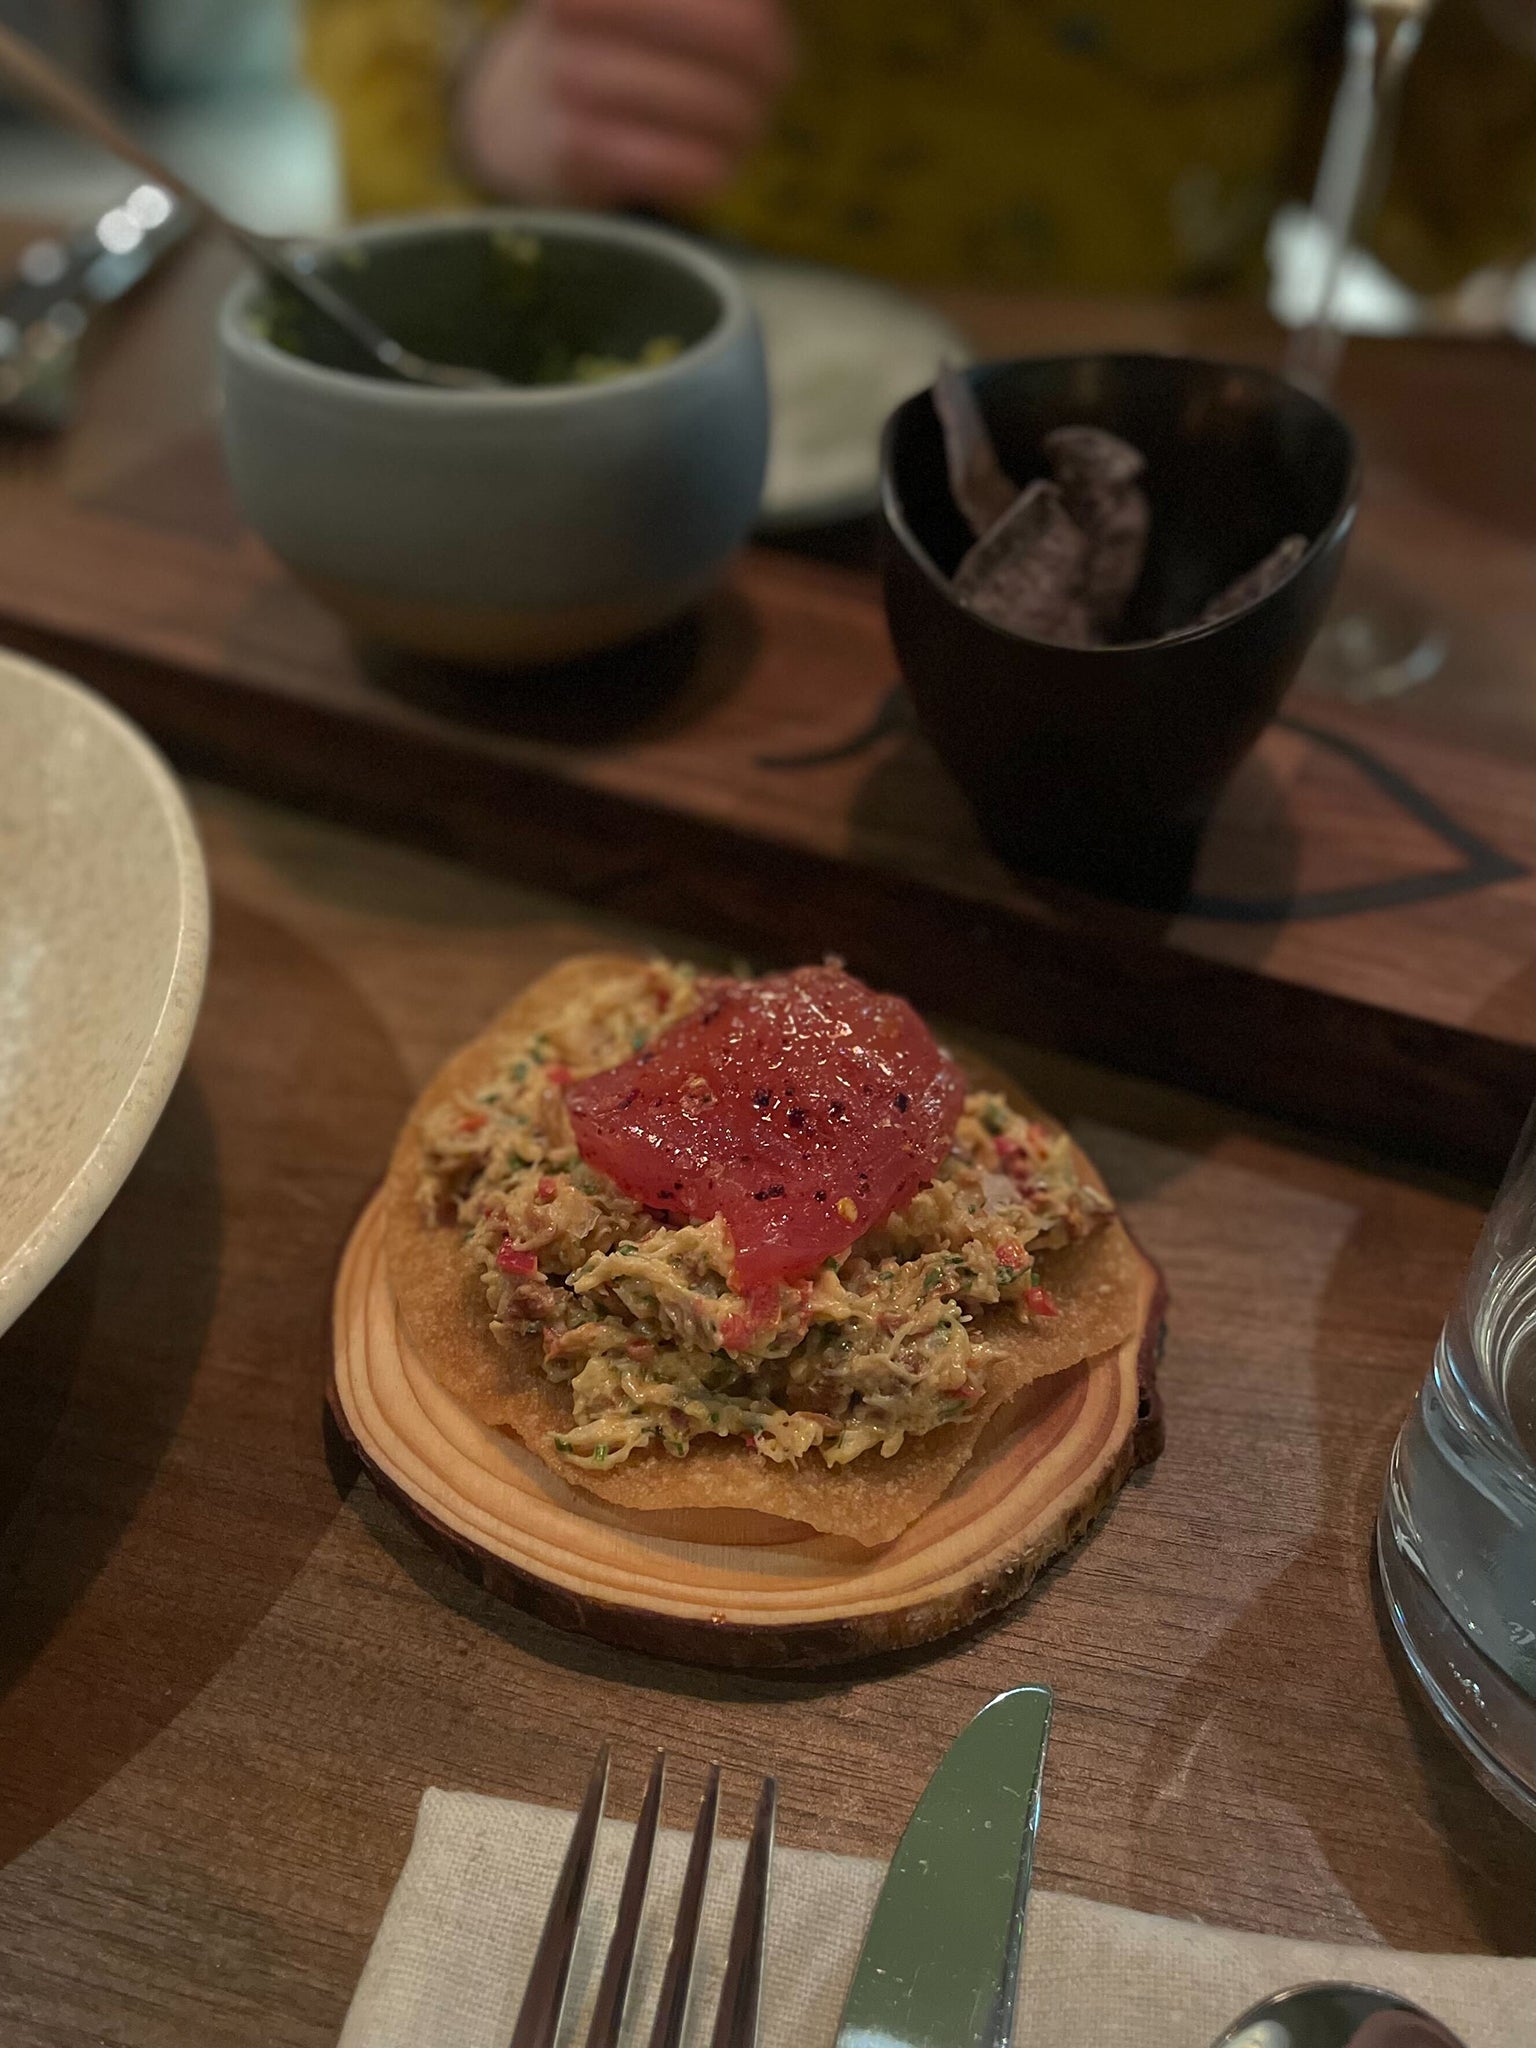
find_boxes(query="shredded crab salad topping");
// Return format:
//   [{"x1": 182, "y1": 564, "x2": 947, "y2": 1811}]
[{"x1": 419, "y1": 961, "x2": 1111, "y2": 1470}]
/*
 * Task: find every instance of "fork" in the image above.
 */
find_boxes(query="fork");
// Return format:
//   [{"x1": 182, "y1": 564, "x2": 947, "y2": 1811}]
[{"x1": 510, "y1": 1747, "x2": 777, "y2": 2048}]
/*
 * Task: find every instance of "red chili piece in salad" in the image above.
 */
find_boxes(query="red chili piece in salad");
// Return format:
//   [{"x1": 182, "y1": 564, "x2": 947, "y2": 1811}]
[{"x1": 565, "y1": 966, "x2": 967, "y2": 1288}]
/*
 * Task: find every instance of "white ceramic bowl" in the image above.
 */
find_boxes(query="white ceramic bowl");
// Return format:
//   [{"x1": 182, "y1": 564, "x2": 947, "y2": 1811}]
[
  {"x1": 218, "y1": 210, "x2": 770, "y2": 666},
  {"x1": 0, "y1": 652, "x2": 209, "y2": 1336}
]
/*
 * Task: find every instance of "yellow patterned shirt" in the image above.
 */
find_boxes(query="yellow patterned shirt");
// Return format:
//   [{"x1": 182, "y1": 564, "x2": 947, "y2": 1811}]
[{"x1": 303, "y1": 0, "x2": 1536, "y2": 292}]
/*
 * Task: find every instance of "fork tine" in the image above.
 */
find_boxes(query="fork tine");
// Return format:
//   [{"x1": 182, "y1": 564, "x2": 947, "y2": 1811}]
[
  {"x1": 585, "y1": 1750, "x2": 667, "y2": 2048},
  {"x1": 510, "y1": 1745, "x2": 612, "y2": 2048},
  {"x1": 708, "y1": 1776, "x2": 777, "y2": 2048},
  {"x1": 645, "y1": 1763, "x2": 721, "y2": 2048}
]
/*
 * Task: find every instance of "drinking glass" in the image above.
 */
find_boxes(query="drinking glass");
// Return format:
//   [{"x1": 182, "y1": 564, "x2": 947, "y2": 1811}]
[{"x1": 1378, "y1": 1098, "x2": 1536, "y2": 1827}]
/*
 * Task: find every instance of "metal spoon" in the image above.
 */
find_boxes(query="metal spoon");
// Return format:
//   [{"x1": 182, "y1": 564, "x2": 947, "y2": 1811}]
[
  {"x1": 1212, "y1": 1981, "x2": 1468, "y2": 2048},
  {"x1": 0, "y1": 21, "x2": 499, "y2": 392}
]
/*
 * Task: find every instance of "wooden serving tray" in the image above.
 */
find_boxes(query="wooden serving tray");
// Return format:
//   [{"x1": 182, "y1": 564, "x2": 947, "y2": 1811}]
[
  {"x1": 328, "y1": 1194, "x2": 1166, "y2": 1668},
  {"x1": 3, "y1": 238, "x2": 1535, "y2": 1178}
]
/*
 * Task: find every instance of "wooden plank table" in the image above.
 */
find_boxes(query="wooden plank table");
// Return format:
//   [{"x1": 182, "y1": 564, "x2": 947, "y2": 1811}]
[
  {"x1": 4, "y1": 228, "x2": 1536, "y2": 2042},
  {"x1": 0, "y1": 238, "x2": 1534, "y2": 1178},
  {"x1": 2, "y1": 783, "x2": 1536, "y2": 2048}
]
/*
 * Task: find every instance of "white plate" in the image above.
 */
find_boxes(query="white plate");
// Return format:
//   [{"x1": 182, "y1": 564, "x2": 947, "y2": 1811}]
[
  {"x1": 0, "y1": 651, "x2": 209, "y2": 1338},
  {"x1": 732, "y1": 255, "x2": 970, "y2": 530}
]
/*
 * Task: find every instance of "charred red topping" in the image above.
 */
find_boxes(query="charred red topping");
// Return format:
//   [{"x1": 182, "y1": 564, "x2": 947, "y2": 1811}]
[{"x1": 565, "y1": 966, "x2": 967, "y2": 1289}]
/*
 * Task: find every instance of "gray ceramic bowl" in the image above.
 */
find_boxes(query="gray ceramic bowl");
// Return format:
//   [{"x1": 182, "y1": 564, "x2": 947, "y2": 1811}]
[{"x1": 218, "y1": 211, "x2": 768, "y2": 665}]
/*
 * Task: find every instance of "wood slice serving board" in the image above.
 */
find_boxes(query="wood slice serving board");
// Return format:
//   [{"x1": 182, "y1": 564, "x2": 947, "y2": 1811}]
[{"x1": 328, "y1": 1194, "x2": 1166, "y2": 1668}]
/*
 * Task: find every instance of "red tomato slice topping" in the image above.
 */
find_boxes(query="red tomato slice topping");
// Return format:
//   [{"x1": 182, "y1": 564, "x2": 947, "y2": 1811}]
[{"x1": 565, "y1": 967, "x2": 967, "y2": 1288}]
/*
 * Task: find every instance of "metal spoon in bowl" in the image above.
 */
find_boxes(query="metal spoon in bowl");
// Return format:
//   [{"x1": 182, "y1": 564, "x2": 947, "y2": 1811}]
[
  {"x1": 1211, "y1": 1981, "x2": 1468, "y2": 2048},
  {"x1": 0, "y1": 22, "x2": 499, "y2": 392}
]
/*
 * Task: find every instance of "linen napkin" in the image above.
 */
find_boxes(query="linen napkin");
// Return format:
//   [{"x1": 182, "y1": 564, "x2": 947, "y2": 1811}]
[{"x1": 340, "y1": 1791, "x2": 1536, "y2": 2048}]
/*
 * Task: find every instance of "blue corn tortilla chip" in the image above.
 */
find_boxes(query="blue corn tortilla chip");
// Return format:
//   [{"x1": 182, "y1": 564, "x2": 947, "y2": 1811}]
[
  {"x1": 1042, "y1": 425, "x2": 1150, "y2": 637},
  {"x1": 935, "y1": 392, "x2": 1310, "y2": 648},
  {"x1": 1197, "y1": 534, "x2": 1308, "y2": 625},
  {"x1": 953, "y1": 479, "x2": 1093, "y2": 644}
]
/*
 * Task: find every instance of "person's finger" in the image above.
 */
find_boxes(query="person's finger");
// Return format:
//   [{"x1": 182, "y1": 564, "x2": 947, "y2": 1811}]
[
  {"x1": 554, "y1": 107, "x2": 741, "y2": 206},
  {"x1": 545, "y1": 0, "x2": 795, "y2": 94},
  {"x1": 551, "y1": 30, "x2": 772, "y2": 153}
]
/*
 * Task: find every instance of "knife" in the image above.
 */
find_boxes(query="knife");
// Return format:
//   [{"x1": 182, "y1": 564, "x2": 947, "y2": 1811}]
[{"x1": 836, "y1": 1686, "x2": 1052, "y2": 2048}]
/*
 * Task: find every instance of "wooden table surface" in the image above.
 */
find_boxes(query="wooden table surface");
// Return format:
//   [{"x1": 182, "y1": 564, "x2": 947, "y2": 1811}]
[
  {"x1": 2, "y1": 238, "x2": 1536, "y2": 1178},
  {"x1": 3, "y1": 779, "x2": 1536, "y2": 2048},
  {"x1": 4, "y1": 227, "x2": 1536, "y2": 2043}
]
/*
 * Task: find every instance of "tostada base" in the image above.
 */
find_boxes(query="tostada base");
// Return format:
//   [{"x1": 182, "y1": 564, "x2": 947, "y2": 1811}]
[{"x1": 327, "y1": 1192, "x2": 1165, "y2": 1669}]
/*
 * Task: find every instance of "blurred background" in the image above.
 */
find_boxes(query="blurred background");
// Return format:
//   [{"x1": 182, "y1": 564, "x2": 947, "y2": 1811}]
[
  {"x1": 0, "y1": 0, "x2": 338, "y2": 230},
  {"x1": 3, "y1": 1, "x2": 1534, "y2": 303}
]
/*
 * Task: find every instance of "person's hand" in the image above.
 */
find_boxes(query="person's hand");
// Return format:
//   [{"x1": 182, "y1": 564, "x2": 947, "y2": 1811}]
[{"x1": 456, "y1": 0, "x2": 795, "y2": 210}]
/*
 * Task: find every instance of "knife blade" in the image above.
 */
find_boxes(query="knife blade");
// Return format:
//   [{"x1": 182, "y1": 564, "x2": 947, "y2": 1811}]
[{"x1": 835, "y1": 1686, "x2": 1052, "y2": 2048}]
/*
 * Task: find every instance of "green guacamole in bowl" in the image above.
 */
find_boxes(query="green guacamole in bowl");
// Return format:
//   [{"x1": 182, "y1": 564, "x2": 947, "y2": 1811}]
[
  {"x1": 219, "y1": 210, "x2": 769, "y2": 666},
  {"x1": 249, "y1": 225, "x2": 707, "y2": 387}
]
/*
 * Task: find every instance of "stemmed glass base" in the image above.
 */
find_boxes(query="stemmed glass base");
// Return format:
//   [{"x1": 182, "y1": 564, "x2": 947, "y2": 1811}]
[
  {"x1": 1377, "y1": 1429, "x2": 1536, "y2": 1831},
  {"x1": 1301, "y1": 593, "x2": 1447, "y2": 703}
]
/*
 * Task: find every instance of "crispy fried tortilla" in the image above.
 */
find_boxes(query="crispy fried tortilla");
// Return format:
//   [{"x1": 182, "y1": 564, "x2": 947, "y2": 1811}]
[{"x1": 383, "y1": 954, "x2": 1141, "y2": 1546}]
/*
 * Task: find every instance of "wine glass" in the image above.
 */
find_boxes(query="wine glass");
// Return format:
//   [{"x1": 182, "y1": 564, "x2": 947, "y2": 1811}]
[
  {"x1": 1289, "y1": 0, "x2": 1437, "y2": 395},
  {"x1": 1290, "y1": 0, "x2": 1446, "y2": 703}
]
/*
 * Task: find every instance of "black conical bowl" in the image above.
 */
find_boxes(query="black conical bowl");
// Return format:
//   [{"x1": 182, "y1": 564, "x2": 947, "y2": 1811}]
[{"x1": 880, "y1": 353, "x2": 1359, "y2": 908}]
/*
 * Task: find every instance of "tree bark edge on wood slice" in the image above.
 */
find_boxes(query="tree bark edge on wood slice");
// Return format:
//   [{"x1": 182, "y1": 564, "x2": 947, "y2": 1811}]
[{"x1": 328, "y1": 1194, "x2": 1166, "y2": 1670}]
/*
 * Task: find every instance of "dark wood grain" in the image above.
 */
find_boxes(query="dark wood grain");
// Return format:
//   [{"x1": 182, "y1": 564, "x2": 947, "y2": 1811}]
[
  {"x1": 0, "y1": 237, "x2": 1533, "y2": 1179},
  {"x1": 2, "y1": 783, "x2": 1535, "y2": 2048}
]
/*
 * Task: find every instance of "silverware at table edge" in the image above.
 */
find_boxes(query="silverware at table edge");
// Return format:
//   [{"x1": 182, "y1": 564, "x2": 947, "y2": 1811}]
[
  {"x1": 1210, "y1": 1978, "x2": 1468, "y2": 2047},
  {"x1": 835, "y1": 1684, "x2": 1052, "y2": 2048},
  {"x1": 0, "y1": 185, "x2": 189, "y2": 429},
  {"x1": 510, "y1": 1746, "x2": 777, "y2": 2048},
  {"x1": 0, "y1": 20, "x2": 500, "y2": 394},
  {"x1": 829, "y1": 1688, "x2": 1468, "y2": 2048}
]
